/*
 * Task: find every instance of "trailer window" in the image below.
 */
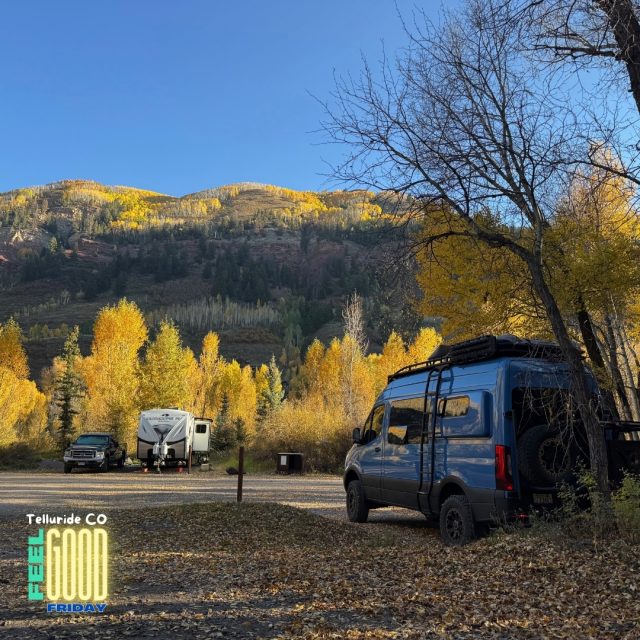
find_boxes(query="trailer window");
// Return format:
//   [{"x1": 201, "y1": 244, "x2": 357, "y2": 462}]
[
  {"x1": 195, "y1": 424, "x2": 208, "y2": 433},
  {"x1": 389, "y1": 398, "x2": 424, "y2": 444}
]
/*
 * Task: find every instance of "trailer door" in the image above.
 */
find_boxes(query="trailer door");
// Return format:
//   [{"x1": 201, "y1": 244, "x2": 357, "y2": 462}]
[{"x1": 193, "y1": 420, "x2": 211, "y2": 453}]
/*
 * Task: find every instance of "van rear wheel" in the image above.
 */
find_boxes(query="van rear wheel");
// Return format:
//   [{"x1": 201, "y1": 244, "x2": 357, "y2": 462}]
[
  {"x1": 439, "y1": 495, "x2": 476, "y2": 546},
  {"x1": 346, "y1": 480, "x2": 369, "y2": 523}
]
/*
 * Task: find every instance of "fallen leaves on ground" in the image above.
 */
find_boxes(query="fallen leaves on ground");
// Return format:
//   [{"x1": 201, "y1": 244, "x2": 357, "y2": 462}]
[{"x1": 0, "y1": 502, "x2": 638, "y2": 639}]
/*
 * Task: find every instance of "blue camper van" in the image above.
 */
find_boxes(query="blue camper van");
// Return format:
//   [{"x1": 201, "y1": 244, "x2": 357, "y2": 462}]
[{"x1": 344, "y1": 335, "x2": 640, "y2": 545}]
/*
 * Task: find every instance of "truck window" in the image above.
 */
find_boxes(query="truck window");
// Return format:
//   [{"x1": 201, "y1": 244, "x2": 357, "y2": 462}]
[
  {"x1": 363, "y1": 405, "x2": 385, "y2": 444},
  {"x1": 389, "y1": 398, "x2": 424, "y2": 444},
  {"x1": 439, "y1": 396, "x2": 470, "y2": 418}
]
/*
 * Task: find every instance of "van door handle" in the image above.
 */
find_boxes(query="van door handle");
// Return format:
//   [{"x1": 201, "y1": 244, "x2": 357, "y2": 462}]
[{"x1": 374, "y1": 446, "x2": 381, "y2": 452}]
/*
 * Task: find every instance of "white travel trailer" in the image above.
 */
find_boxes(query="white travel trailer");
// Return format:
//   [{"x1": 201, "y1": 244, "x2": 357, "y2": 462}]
[{"x1": 137, "y1": 409, "x2": 211, "y2": 471}]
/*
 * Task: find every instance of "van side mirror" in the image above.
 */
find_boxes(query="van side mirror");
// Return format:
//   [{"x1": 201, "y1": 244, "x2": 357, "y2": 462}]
[{"x1": 352, "y1": 427, "x2": 362, "y2": 444}]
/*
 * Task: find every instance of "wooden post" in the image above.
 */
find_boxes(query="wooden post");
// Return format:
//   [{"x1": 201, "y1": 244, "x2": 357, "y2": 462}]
[{"x1": 237, "y1": 445, "x2": 244, "y2": 503}]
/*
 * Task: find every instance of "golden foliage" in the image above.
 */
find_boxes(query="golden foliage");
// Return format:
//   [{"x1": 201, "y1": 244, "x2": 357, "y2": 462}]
[
  {"x1": 0, "y1": 319, "x2": 29, "y2": 379},
  {"x1": 140, "y1": 321, "x2": 196, "y2": 411},
  {"x1": 82, "y1": 299, "x2": 148, "y2": 447}
]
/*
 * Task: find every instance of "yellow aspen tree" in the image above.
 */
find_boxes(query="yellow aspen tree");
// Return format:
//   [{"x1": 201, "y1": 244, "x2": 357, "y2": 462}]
[
  {"x1": 0, "y1": 370, "x2": 44, "y2": 447},
  {"x1": 294, "y1": 338, "x2": 325, "y2": 396},
  {"x1": 140, "y1": 321, "x2": 195, "y2": 411},
  {"x1": 407, "y1": 327, "x2": 442, "y2": 364},
  {"x1": 316, "y1": 338, "x2": 343, "y2": 405},
  {"x1": 0, "y1": 319, "x2": 29, "y2": 379},
  {"x1": 191, "y1": 331, "x2": 225, "y2": 418},
  {"x1": 371, "y1": 331, "x2": 408, "y2": 394},
  {"x1": 82, "y1": 299, "x2": 148, "y2": 448}
]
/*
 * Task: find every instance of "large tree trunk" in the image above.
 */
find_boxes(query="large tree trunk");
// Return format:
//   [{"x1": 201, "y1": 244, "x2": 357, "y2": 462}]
[
  {"x1": 596, "y1": 0, "x2": 640, "y2": 115},
  {"x1": 530, "y1": 263, "x2": 610, "y2": 492},
  {"x1": 576, "y1": 302, "x2": 620, "y2": 420},
  {"x1": 604, "y1": 314, "x2": 635, "y2": 420},
  {"x1": 609, "y1": 309, "x2": 640, "y2": 421}
]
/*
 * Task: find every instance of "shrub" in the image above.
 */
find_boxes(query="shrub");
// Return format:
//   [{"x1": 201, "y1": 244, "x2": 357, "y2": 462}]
[
  {"x1": 0, "y1": 443, "x2": 43, "y2": 470},
  {"x1": 525, "y1": 470, "x2": 640, "y2": 550},
  {"x1": 252, "y1": 400, "x2": 351, "y2": 472},
  {"x1": 613, "y1": 474, "x2": 640, "y2": 544}
]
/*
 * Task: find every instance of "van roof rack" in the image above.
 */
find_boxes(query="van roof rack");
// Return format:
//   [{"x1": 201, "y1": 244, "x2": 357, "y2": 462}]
[{"x1": 388, "y1": 334, "x2": 567, "y2": 383}]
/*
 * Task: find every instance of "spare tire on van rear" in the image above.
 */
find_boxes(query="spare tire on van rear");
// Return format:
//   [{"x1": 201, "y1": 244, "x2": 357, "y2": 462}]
[{"x1": 517, "y1": 424, "x2": 577, "y2": 486}]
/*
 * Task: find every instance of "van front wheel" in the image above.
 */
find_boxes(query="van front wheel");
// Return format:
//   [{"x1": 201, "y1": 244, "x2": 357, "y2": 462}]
[
  {"x1": 346, "y1": 480, "x2": 369, "y2": 523},
  {"x1": 439, "y1": 495, "x2": 476, "y2": 546}
]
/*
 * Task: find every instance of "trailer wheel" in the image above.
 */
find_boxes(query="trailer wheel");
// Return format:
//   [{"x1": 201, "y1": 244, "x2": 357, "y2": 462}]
[{"x1": 518, "y1": 425, "x2": 576, "y2": 486}]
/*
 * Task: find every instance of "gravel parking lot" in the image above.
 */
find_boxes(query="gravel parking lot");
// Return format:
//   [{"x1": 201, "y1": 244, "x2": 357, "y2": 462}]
[{"x1": 0, "y1": 470, "x2": 424, "y2": 524}]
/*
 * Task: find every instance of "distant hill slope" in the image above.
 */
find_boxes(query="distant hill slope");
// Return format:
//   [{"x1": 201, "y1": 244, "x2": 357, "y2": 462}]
[
  {"x1": 0, "y1": 180, "x2": 390, "y2": 236},
  {"x1": 0, "y1": 180, "x2": 419, "y2": 379}
]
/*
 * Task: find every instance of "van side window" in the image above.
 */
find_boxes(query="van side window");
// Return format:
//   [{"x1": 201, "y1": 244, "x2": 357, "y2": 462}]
[
  {"x1": 389, "y1": 398, "x2": 424, "y2": 445},
  {"x1": 439, "y1": 396, "x2": 470, "y2": 418},
  {"x1": 363, "y1": 405, "x2": 385, "y2": 444}
]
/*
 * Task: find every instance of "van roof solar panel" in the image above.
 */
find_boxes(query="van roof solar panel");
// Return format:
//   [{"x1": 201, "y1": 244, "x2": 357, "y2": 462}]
[{"x1": 388, "y1": 334, "x2": 568, "y2": 383}]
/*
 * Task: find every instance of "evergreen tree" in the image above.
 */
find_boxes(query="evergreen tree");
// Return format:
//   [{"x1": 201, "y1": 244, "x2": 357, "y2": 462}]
[
  {"x1": 234, "y1": 417, "x2": 247, "y2": 445},
  {"x1": 211, "y1": 393, "x2": 235, "y2": 452},
  {"x1": 54, "y1": 327, "x2": 84, "y2": 449},
  {"x1": 257, "y1": 355, "x2": 284, "y2": 422}
]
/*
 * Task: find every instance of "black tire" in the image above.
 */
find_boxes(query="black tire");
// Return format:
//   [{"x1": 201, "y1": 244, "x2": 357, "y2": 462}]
[
  {"x1": 518, "y1": 425, "x2": 576, "y2": 486},
  {"x1": 64, "y1": 463, "x2": 73, "y2": 474},
  {"x1": 99, "y1": 456, "x2": 109, "y2": 473},
  {"x1": 346, "y1": 480, "x2": 369, "y2": 523},
  {"x1": 439, "y1": 495, "x2": 476, "y2": 546},
  {"x1": 117, "y1": 453, "x2": 125, "y2": 469}
]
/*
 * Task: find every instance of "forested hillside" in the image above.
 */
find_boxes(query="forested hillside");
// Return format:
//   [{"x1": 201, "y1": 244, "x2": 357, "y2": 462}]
[{"x1": 0, "y1": 180, "x2": 419, "y2": 380}]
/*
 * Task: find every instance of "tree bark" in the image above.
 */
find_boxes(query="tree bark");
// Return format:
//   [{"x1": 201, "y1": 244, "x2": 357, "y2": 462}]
[
  {"x1": 530, "y1": 262, "x2": 610, "y2": 492},
  {"x1": 596, "y1": 0, "x2": 640, "y2": 115},
  {"x1": 576, "y1": 302, "x2": 620, "y2": 420},
  {"x1": 604, "y1": 314, "x2": 635, "y2": 420}
]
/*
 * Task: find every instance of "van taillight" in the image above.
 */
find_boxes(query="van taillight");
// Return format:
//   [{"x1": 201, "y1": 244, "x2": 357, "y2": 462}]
[{"x1": 495, "y1": 445, "x2": 513, "y2": 491}]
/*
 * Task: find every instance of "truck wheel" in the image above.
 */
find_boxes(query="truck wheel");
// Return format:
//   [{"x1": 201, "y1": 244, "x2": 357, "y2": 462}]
[
  {"x1": 117, "y1": 453, "x2": 125, "y2": 469},
  {"x1": 518, "y1": 425, "x2": 576, "y2": 486},
  {"x1": 64, "y1": 463, "x2": 73, "y2": 474},
  {"x1": 99, "y1": 457, "x2": 109, "y2": 472},
  {"x1": 439, "y1": 495, "x2": 476, "y2": 546},
  {"x1": 346, "y1": 480, "x2": 369, "y2": 523}
]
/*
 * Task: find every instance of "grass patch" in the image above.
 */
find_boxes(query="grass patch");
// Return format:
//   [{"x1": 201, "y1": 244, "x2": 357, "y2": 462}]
[{"x1": 208, "y1": 450, "x2": 274, "y2": 474}]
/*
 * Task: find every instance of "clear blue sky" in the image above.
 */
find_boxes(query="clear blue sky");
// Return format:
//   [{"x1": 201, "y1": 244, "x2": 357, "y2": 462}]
[{"x1": 0, "y1": 1, "x2": 430, "y2": 196}]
